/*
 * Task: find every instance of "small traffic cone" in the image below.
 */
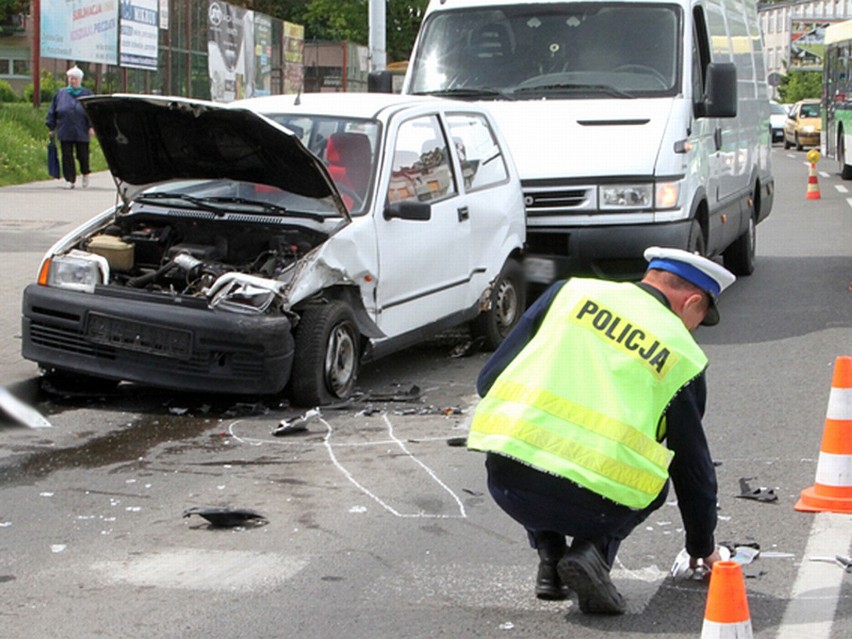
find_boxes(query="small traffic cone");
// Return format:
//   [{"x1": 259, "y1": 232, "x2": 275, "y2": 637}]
[
  {"x1": 806, "y1": 149, "x2": 821, "y2": 200},
  {"x1": 796, "y1": 356, "x2": 852, "y2": 513},
  {"x1": 700, "y1": 561, "x2": 752, "y2": 639},
  {"x1": 806, "y1": 163, "x2": 821, "y2": 199}
]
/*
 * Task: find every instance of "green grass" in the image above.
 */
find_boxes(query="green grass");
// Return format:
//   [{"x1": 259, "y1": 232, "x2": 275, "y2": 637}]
[{"x1": 0, "y1": 103, "x2": 107, "y2": 187}]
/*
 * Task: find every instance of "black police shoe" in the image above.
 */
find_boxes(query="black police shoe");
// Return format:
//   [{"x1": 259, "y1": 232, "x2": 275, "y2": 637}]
[
  {"x1": 557, "y1": 541, "x2": 626, "y2": 614},
  {"x1": 536, "y1": 561, "x2": 571, "y2": 600}
]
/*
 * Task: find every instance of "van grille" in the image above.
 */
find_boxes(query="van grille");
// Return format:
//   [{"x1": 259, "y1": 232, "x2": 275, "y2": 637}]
[{"x1": 523, "y1": 180, "x2": 593, "y2": 216}]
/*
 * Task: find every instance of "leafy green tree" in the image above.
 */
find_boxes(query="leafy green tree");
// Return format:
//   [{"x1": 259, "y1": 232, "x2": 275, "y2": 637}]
[
  {"x1": 777, "y1": 70, "x2": 822, "y2": 103},
  {"x1": 249, "y1": 0, "x2": 427, "y2": 63}
]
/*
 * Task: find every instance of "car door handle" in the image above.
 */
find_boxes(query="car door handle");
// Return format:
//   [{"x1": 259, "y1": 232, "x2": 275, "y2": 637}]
[
  {"x1": 457, "y1": 206, "x2": 469, "y2": 222},
  {"x1": 714, "y1": 127, "x2": 723, "y2": 151}
]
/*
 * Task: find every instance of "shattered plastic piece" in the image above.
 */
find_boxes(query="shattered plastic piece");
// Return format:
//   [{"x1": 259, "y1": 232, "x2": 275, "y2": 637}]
[
  {"x1": 168, "y1": 406, "x2": 189, "y2": 415},
  {"x1": 442, "y1": 406, "x2": 464, "y2": 415},
  {"x1": 731, "y1": 546, "x2": 761, "y2": 565},
  {"x1": 760, "y1": 551, "x2": 795, "y2": 559},
  {"x1": 182, "y1": 507, "x2": 268, "y2": 528},
  {"x1": 272, "y1": 408, "x2": 321, "y2": 436},
  {"x1": 736, "y1": 477, "x2": 778, "y2": 502},
  {"x1": 498, "y1": 622, "x2": 515, "y2": 630},
  {"x1": 446, "y1": 436, "x2": 468, "y2": 447},
  {"x1": 0, "y1": 386, "x2": 52, "y2": 429},
  {"x1": 836, "y1": 555, "x2": 852, "y2": 572},
  {"x1": 366, "y1": 385, "x2": 422, "y2": 402},
  {"x1": 450, "y1": 336, "x2": 486, "y2": 358}
]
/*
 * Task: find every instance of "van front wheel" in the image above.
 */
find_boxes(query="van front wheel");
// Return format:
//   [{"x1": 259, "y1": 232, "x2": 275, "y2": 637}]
[{"x1": 723, "y1": 214, "x2": 756, "y2": 276}]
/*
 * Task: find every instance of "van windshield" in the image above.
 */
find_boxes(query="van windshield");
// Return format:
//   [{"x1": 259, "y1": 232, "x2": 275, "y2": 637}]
[{"x1": 409, "y1": 3, "x2": 681, "y2": 99}]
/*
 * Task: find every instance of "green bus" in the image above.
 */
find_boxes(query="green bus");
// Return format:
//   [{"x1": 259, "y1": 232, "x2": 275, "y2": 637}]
[{"x1": 823, "y1": 19, "x2": 852, "y2": 178}]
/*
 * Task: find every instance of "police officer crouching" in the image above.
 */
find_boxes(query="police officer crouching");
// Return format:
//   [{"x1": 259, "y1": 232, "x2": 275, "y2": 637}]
[{"x1": 468, "y1": 247, "x2": 735, "y2": 614}]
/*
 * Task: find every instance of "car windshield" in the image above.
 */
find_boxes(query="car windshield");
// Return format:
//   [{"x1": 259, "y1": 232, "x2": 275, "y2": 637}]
[
  {"x1": 800, "y1": 103, "x2": 820, "y2": 118},
  {"x1": 771, "y1": 102, "x2": 787, "y2": 115},
  {"x1": 135, "y1": 179, "x2": 344, "y2": 223},
  {"x1": 262, "y1": 114, "x2": 380, "y2": 216},
  {"x1": 408, "y1": 2, "x2": 681, "y2": 98}
]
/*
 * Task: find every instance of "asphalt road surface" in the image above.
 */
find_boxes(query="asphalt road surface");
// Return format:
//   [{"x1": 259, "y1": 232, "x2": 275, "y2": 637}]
[{"x1": 0, "y1": 148, "x2": 850, "y2": 638}]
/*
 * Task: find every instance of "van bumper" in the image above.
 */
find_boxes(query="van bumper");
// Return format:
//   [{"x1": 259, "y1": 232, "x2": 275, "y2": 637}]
[{"x1": 524, "y1": 219, "x2": 692, "y2": 283}]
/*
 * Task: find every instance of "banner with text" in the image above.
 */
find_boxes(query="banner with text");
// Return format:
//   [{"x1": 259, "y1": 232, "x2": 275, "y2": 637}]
[{"x1": 40, "y1": 0, "x2": 119, "y2": 65}]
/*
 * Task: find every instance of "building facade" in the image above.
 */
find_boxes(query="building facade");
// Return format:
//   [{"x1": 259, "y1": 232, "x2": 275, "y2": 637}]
[{"x1": 759, "y1": 0, "x2": 852, "y2": 89}]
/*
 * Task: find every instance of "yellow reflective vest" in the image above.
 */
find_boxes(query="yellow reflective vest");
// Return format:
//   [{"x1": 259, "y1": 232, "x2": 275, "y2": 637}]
[{"x1": 468, "y1": 278, "x2": 708, "y2": 509}]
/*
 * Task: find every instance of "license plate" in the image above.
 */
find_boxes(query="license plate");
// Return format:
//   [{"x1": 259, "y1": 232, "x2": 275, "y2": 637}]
[
  {"x1": 87, "y1": 313, "x2": 193, "y2": 360},
  {"x1": 524, "y1": 256, "x2": 558, "y2": 284}
]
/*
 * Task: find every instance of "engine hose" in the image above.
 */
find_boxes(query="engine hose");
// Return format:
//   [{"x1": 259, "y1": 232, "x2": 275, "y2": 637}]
[{"x1": 127, "y1": 260, "x2": 179, "y2": 288}]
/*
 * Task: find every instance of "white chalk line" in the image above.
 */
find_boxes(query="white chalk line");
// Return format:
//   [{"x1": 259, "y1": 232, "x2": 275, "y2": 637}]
[{"x1": 227, "y1": 415, "x2": 468, "y2": 519}]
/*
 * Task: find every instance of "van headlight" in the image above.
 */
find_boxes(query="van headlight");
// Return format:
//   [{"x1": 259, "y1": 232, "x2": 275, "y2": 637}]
[
  {"x1": 599, "y1": 181, "x2": 680, "y2": 211},
  {"x1": 39, "y1": 250, "x2": 109, "y2": 293}
]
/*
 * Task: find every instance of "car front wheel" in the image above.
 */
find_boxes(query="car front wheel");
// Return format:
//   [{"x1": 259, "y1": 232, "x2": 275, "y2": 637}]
[{"x1": 291, "y1": 301, "x2": 360, "y2": 406}]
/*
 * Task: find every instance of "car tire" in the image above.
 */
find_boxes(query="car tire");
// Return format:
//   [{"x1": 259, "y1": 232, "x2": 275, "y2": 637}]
[
  {"x1": 723, "y1": 212, "x2": 756, "y2": 276},
  {"x1": 796, "y1": 135, "x2": 803, "y2": 151},
  {"x1": 290, "y1": 301, "x2": 360, "y2": 406},
  {"x1": 784, "y1": 136, "x2": 792, "y2": 150},
  {"x1": 471, "y1": 258, "x2": 526, "y2": 351}
]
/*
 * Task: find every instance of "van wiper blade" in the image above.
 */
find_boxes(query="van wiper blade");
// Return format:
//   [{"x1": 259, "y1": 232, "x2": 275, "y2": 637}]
[
  {"x1": 413, "y1": 88, "x2": 516, "y2": 100},
  {"x1": 513, "y1": 83, "x2": 635, "y2": 99}
]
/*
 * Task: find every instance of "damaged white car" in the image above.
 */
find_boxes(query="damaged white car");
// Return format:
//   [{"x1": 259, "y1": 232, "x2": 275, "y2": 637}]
[{"x1": 21, "y1": 93, "x2": 527, "y2": 405}]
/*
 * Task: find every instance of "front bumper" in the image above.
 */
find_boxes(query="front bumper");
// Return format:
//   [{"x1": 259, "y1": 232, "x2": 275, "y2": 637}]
[
  {"x1": 22, "y1": 284, "x2": 295, "y2": 394},
  {"x1": 524, "y1": 218, "x2": 693, "y2": 283}
]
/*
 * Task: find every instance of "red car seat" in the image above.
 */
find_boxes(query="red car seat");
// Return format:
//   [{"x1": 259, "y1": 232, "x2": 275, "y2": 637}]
[{"x1": 326, "y1": 132, "x2": 371, "y2": 210}]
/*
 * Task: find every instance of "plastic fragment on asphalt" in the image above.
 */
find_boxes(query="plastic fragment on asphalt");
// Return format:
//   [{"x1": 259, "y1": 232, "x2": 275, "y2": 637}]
[
  {"x1": 0, "y1": 386, "x2": 52, "y2": 428},
  {"x1": 272, "y1": 408, "x2": 322, "y2": 436},
  {"x1": 182, "y1": 507, "x2": 268, "y2": 528},
  {"x1": 736, "y1": 477, "x2": 778, "y2": 502},
  {"x1": 670, "y1": 546, "x2": 731, "y2": 580}
]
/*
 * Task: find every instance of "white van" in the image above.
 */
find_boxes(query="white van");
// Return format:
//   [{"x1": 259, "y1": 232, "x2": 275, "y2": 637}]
[{"x1": 388, "y1": 0, "x2": 774, "y2": 282}]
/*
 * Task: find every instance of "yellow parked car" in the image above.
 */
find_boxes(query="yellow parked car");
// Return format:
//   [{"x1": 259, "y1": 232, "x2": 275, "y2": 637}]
[{"x1": 784, "y1": 99, "x2": 821, "y2": 150}]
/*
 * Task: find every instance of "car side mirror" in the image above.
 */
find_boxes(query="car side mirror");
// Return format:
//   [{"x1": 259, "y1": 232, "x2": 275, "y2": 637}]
[
  {"x1": 384, "y1": 200, "x2": 432, "y2": 221},
  {"x1": 696, "y1": 63, "x2": 737, "y2": 118},
  {"x1": 369, "y1": 71, "x2": 394, "y2": 94}
]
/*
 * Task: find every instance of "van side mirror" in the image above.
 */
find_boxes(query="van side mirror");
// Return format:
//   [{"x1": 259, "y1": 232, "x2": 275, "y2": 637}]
[
  {"x1": 369, "y1": 71, "x2": 394, "y2": 94},
  {"x1": 384, "y1": 200, "x2": 432, "y2": 221},
  {"x1": 697, "y1": 63, "x2": 737, "y2": 118}
]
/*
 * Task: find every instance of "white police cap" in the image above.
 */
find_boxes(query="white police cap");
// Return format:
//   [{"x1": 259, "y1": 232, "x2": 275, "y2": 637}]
[{"x1": 643, "y1": 246, "x2": 736, "y2": 326}]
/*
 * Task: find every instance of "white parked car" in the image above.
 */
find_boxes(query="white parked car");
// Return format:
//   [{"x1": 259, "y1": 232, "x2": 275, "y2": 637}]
[
  {"x1": 769, "y1": 100, "x2": 787, "y2": 144},
  {"x1": 21, "y1": 93, "x2": 527, "y2": 406}
]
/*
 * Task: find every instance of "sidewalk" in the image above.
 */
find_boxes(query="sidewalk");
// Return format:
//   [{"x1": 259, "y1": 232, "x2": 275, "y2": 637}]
[{"x1": 0, "y1": 171, "x2": 118, "y2": 386}]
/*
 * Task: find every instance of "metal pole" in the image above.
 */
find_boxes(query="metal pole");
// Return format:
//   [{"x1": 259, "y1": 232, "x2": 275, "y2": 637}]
[
  {"x1": 368, "y1": 0, "x2": 386, "y2": 72},
  {"x1": 32, "y1": 0, "x2": 41, "y2": 107}
]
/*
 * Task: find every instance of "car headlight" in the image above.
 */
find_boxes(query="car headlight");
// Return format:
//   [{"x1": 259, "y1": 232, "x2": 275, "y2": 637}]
[
  {"x1": 802, "y1": 125, "x2": 816, "y2": 133},
  {"x1": 39, "y1": 250, "x2": 108, "y2": 293},
  {"x1": 599, "y1": 182, "x2": 680, "y2": 210}
]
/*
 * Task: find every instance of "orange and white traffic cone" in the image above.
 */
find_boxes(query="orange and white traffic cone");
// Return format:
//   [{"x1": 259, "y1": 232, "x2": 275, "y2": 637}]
[
  {"x1": 700, "y1": 561, "x2": 752, "y2": 639},
  {"x1": 796, "y1": 356, "x2": 852, "y2": 513},
  {"x1": 806, "y1": 149, "x2": 821, "y2": 200}
]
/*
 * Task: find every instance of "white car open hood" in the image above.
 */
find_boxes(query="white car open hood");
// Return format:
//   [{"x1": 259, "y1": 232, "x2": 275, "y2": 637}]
[{"x1": 81, "y1": 94, "x2": 350, "y2": 220}]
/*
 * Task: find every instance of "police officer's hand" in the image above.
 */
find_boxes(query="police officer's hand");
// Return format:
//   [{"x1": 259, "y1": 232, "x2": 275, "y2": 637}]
[{"x1": 689, "y1": 547, "x2": 724, "y2": 571}]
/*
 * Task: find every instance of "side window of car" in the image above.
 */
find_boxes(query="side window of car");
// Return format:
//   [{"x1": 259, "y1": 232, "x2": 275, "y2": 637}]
[
  {"x1": 388, "y1": 115, "x2": 458, "y2": 204},
  {"x1": 446, "y1": 113, "x2": 509, "y2": 191}
]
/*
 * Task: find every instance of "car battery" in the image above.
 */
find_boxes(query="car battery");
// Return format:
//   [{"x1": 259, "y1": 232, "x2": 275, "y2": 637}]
[
  {"x1": 126, "y1": 225, "x2": 173, "y2": 268},
  {"x1": 87, "y1": 235, "x2": 134, "y2": 272}
]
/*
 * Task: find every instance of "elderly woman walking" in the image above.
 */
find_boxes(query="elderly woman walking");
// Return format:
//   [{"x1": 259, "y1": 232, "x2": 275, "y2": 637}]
[{"x1": 46, "y1": 65, "x2": 94, "y2": 189}]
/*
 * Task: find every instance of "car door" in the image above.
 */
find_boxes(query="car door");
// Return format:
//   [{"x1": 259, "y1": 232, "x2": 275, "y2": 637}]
[
  {"x1": 373, "y1": 112, "x2": 470, "y2": 338},
  {"x1": 444, "y1": 111, "x2": 516, "y2": 308}
]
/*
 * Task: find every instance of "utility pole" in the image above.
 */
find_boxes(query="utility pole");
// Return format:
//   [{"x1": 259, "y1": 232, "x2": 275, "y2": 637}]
[
  {"x1": 32, "y1": 0, "x2": 40, "y2": 107},
  {"x1": 368, "y1": 0, "x2": 386, "y2": 72}
]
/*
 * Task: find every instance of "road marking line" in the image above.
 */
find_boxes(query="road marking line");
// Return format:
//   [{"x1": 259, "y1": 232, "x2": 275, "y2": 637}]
[
  {"x1": 835, "y1": 185, "x2": 848, "y2": 193},
  {"x1": 776, "y1": 512, "x2": 852, "y2": 639},
  {"x1": 846, "y1": 197, "x2": 852, "y2": 209},
  {"x1": 819, "y1": 171, "x2": 830, "y2": 178}
]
